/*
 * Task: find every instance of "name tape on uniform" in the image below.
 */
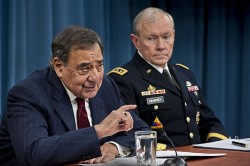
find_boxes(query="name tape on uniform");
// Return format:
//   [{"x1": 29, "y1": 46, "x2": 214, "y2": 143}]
[{"x1": 146, "y1": 96, "x2": 164, "y2": 105}]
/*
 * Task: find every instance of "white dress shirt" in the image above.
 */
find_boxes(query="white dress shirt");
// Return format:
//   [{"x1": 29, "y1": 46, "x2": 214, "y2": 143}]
[
  {"x1": 138, "y1": 51, "x2": 171, "y2": 76},
  {"x1": 63, "y1": 84, "x2": 131, "y2": 157}
]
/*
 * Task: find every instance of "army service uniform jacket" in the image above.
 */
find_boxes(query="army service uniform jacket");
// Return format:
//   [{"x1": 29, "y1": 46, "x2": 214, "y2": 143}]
[{"x1": 108, "y1": 52, "x2": 228, "y2": 147}]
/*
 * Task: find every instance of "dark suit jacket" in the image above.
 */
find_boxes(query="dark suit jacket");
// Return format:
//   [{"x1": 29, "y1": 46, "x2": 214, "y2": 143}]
[
  {"x1": 108, "y1": 52, "x2": 228, "y2": 147},
  {"x1": 0, "y1": 67, "x2": 149, "y2": 166}
]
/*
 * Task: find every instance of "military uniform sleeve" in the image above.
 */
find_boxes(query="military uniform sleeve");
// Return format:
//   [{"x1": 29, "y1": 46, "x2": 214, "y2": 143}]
[{"x1": 198, "y1": 98, "x2": 228, "y2": 142}]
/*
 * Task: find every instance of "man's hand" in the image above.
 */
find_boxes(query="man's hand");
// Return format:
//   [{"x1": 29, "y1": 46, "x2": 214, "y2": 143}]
[
  {"x1": 79, "y1": 143, "x2": 118, "y2": 164},
  {"x1": 94, "y1": 105, "x2": 136, "y2": 139}
]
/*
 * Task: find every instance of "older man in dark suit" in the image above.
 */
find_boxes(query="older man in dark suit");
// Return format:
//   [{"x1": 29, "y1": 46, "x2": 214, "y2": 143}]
[{"x1": 0, "y1": 25, "x2": 149, "y2": 166}]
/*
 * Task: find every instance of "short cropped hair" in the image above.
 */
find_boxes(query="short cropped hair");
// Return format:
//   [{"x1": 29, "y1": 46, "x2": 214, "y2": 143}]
[
  {"x1": 132, "y1": 7, "x2": 174, "y2": 35},
  {"x1": 50, "y1": 25, "x2": 103, "y2": 67}
]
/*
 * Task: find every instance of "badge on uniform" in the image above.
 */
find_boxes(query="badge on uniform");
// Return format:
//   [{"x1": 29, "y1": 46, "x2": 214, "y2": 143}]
[
  {"x1": 151, "y1": 116, "x2": 163, "y2": 129},
  {"x1": 186, "y1": 81, "x2": 199, "y2": 92},
  {"x1": 146, "y1": 69, "x2": 152, "y2": 74},
  {"x1": 107, "y1": 67, "x2": 128, "y2": 75},
  {"x1": 146, "y1": 96, "x2": 164, "y2": 105},
  {"x1": 196, "y1": 111, "x2": 200, "y2": 124},
  {"x1": 151, "y1": 116, "x2": 167, "y2": 150},
  {"x1": 141, "y1": 85, "x2": 166, "y2": 96},
  {"x1": 186, "y1": 81, "x2": 192, "y2": 87}
]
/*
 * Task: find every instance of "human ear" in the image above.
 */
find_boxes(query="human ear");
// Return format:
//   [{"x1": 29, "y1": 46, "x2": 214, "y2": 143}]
[
  {"x1": 130, "y1": 34, "x2": 139, "y2": 48},
  {"x1": 53, "y1": 57, "x2": 64, "y2": 77}
]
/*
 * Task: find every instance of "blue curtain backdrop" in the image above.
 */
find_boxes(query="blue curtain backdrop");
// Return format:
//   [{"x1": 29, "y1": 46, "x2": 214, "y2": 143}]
[{"x1": 1, "y1": 0, "x2": 250, "y2": 138}]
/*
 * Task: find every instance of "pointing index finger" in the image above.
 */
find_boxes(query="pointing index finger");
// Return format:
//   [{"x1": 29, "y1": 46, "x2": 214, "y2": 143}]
[{"x1": 117, "y1": 105, "x2": 137, "y2": 113}]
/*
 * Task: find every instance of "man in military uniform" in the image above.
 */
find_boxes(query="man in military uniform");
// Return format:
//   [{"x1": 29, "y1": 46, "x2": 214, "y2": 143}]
[{"x1": 108, "y1": 7, "x2": 228, "y2": 147}]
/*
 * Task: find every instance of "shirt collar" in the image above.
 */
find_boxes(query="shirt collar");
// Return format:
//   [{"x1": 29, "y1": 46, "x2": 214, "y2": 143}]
[
  {"x1": 62, "y1": 83, "x2": 77, "y2": 103},
  {"x1": 137, "y1": 50, "x2": 169, "y2": 74},
  {"x1": 61, "y1": 82, "x2": 89, "y2": 103}
]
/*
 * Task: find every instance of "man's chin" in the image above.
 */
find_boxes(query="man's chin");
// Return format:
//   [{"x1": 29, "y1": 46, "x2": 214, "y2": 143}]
[
  {"x1": 152, "y1": 58, "x2": 168, "y2": 65},
  {"x1": 154, "y1": 62, "x2": 168, "y2": 67},
  {"x1": 83, "y1": 90, "x2": 98, "y2": 99}
]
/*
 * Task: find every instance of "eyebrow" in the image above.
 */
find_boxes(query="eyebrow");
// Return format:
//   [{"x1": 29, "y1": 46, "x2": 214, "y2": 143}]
[
  {"x1": 77, "y1": 60, "x2": 104, "y2": 68},
  {"x1": 77, "y1": 62, "x2": 90, "y2": 69},
  {"x1": 96, "y1": 60, "x2": 104, "y2": 64}
]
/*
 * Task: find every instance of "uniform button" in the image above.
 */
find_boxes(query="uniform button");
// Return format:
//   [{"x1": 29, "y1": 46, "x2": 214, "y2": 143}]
[
  {"x1": 186, "y1": 117, "x2": 190, "y2": 123},
  {"x1": 189, "y1": 132, "x2": 194, "y2": 138},
  {"x1": 154, "y1": 105, "x2": 158, "y2": 110},
  {"x1": 185, "y1": 102, "x2": 187, "y2": 107},
  {"x1": 198, "y1": 100, "x2": 201, "y2": 104}
]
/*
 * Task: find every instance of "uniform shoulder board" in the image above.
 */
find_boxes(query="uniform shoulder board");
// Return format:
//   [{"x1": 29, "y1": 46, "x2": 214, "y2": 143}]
[
  {"x1": 107, "y1": 67, "x2": 128, "y2": 76},
  {"x1": 176, "y1": 63, "x2": 189, "y2": 70}
]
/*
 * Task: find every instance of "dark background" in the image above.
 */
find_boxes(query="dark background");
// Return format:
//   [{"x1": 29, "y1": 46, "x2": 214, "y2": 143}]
[{"x1": 1, "y1": 0, "x2": 250, "y2": 138}]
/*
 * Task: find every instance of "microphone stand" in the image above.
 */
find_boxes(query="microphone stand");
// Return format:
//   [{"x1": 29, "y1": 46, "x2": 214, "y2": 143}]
[
  {"x1": 155, "y1": 128, "x2": 187, "y2": 166},
  {"x1": 160, "y1": 131, "x2": 178, "y2": 158}
]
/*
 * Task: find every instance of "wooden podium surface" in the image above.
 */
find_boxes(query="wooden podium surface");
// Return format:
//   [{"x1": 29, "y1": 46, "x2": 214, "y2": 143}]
[
  {"x1": 66, "y1": 145, "x2": 250, "y2": 166},
  {"x1": 176, "y1": 146, "x2": 250, "y2": 166}
]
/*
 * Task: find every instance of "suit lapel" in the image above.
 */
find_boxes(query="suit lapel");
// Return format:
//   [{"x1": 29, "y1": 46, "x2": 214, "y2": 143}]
[
  {"x1": 169, "y1": 64, "x2": 189, "y2": 100},
  {"x1": 89, "y1": 96, "x2": 106, "y2": 125},
  {"x1": 48, "y1": 68, "x2": 76, "y2": 130},
  {"x1": 55, "y1": 98, "x2": 76, "y2": 130},
  {"x1": 133, "y1": 53, "x2": 181, "y2": 95}
]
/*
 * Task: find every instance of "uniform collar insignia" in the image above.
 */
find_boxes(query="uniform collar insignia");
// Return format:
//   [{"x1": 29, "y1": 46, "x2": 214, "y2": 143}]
[{"x1": 146, "y1": 69, "x2": 152, "y2": 74}]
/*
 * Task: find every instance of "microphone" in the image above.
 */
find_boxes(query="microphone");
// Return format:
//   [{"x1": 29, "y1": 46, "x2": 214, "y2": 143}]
[
  {"x1": 156, "y1": 128, "x2": 178, "y2": 157},
  {"x1": 151, "y1": 117, "x2": 187, "y2": 166}
]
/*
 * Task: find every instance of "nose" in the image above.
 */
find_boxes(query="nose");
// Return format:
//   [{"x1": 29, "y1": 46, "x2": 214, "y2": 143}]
[
  {"x1": 88, "y1": 68, "x2": 99, "y2": 82},
  {"x1": 156, "y1": 38, "x2": 166, "y2": 50}
]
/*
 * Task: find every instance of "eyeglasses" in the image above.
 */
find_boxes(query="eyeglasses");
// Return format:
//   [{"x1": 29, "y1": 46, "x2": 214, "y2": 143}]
[{"x1": 137, "y1": 34, "x2": 174, "y2": 44}]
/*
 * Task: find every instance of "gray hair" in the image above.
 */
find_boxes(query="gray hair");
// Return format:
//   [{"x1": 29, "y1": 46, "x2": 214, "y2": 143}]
[
  {"x1": 132, "y1": 7, "x2": 174, "y2": 35},
  {"x1": 50, "y1": 25, "x2": 103, "y2": 68}
]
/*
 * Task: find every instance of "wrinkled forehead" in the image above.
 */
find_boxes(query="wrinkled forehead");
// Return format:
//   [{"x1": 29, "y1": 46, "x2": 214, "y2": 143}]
[
  {"x1": 138, "y1": 14, "x2": 174, "y2": 35},
  {"x1": 141, "y1": 13, "x2": 173, "y2": 27},
  {"x1": 69, "y1": 45, "x2": 103, "y2": 62}
]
